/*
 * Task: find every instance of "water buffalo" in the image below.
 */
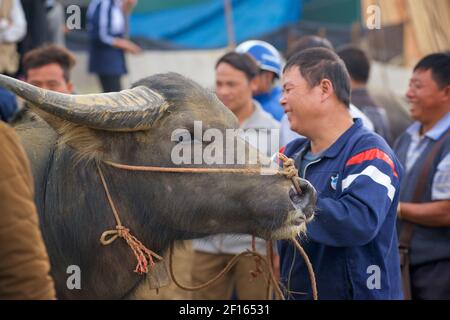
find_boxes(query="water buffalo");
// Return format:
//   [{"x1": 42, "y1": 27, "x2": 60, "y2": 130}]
[{"x1": 0, "y1": 73, "x2": 316, "y2": 299}]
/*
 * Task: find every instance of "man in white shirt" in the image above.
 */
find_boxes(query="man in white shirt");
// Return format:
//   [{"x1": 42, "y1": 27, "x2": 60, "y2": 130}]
[
  {"x1": 192, "y1": 52, "x2": 279, "y2": 300},
  {"x1": 0, "y1": 0, "x2": 26, "y2": 75}
]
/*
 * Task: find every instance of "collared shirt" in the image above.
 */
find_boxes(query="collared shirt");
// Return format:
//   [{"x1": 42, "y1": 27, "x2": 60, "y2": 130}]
[
  {"x1": 404, "y1": 112, "x2": 450, "y2": 200},
  {"x1": 279, "y1": 103, "x2": 374, "y2": 146}
]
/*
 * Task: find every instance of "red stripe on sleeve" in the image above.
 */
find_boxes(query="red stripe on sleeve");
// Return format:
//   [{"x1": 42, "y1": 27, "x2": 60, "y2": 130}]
[
  {"x1": 277, "y1": 146, "x2": 286, "y2": 166},
  {"x1": 346, "y1": 148, "x2": 398, "y2": 178}
]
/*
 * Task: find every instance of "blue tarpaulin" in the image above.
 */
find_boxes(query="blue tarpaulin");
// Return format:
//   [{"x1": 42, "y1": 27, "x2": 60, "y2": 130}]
[{"x1": 130, "y1": 0, "x2": 304, "y2": 49}]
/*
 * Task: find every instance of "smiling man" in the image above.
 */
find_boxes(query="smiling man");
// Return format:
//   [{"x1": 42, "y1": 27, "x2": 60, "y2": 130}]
[
  {"x1": 12, "y1": 44, "x2": 76, "y2": 124},
  {"x1": 394, "y1": 52, "x2": 450, "y2": 299},
  {"x1": 278, "y1": 48, "x2": 403, "y2": 299}
]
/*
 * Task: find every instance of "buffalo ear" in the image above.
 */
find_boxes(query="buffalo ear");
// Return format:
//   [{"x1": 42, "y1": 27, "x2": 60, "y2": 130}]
[
  {"x1": 29, "y1": 106, "x2": 70, "y2": 133},
  {"x1": 56, "y1": 122, "x2": 105, "y2": 161},
  {"x1": 23, "y1": 106, "x2": 105, "y2": 161}
]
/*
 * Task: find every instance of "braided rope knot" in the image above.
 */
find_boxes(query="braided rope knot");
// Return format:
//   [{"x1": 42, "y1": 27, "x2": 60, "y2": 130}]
[
  {"x1": 277, "y1": 153, "x2": 302, "y2": 194},
  {"x1": 250, "y1": 236, "x2": 263, "y2": 279},
  {"x1": 97, "y1": 163, "x2": 163, "y2": 274},
  {"x1": 100, "y1": 225, "x2": 163, "y2": 274},
  {"x1": 249, "y1": 263, "x2": 263, "y2": 278},
  {"x1": 282, "y1": 161, "x2": 298, "y2": 179}
]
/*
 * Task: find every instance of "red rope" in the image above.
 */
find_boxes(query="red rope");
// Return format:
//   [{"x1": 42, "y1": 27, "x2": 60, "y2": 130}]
[
  {"x1": 117, "y1": 226, "x2": 163, "y2": 274},
  {"x1": 97, "y1": 163, "x2": 163, "y2": 274},
  {"x1": 250, "y1": 235, "x2": 263, "y2": 278}
]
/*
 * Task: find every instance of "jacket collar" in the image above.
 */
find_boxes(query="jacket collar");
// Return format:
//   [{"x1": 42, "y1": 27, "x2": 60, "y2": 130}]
[
  {"x1": 320, "y1": 118, "x2": 363, "y2": 159},
  {"x1": 406, "y1": 111, "x2": 450, "y2": 141},
  {"x1": 288, "y1": 118, "x2": 364, "y2": 160}
]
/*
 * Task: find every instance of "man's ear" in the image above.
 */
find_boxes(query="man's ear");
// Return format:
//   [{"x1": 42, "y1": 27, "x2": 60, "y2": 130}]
[
  {"x1": 260, "y1": 71, "x2": 275, "y2": 91},
  {"x1": 442, "y1": 84, "x2": 450, "y2": 102},
  {"x1": 250, "y1": 76, "x2": 259, "y2": 93},
  {"x1": 319, "y1": 78, "x2": 334, "y2": 102},
  {"x1": 67, "y1": 82, "x2": 74, "y2": 94}
]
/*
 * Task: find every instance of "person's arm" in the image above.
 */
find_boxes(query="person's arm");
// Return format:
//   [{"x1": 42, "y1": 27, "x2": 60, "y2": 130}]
[
  {"x1": 0, "y1": 123, "x2": 56, "y2": 299},
  {"x1": 0, "y1": 0, "x2": 27, "y2": 43},
  {"x1": 112, "y1": 37, "x2": 141, "y2": 54},
  {"x1": 307, "y1": 147, "x2": 401, "y2": 247},
  {"x1": 122, "y1": 0, "x2": 137, "y2": 15},
  {"x1": 399, "y1": 152, "x2": 450, "y2": 227},
  {"x1": 399, "y1": 201, "x2": 450, "y2": 227},
  {"x1": 98, "y1": 1, "x2": 141, "y2": 54}
]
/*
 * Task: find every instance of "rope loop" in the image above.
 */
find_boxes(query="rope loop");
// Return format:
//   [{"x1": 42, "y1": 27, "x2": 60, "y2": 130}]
[
  {"x1": 277, "y1": 153, "x2": 302, "y2": 194},
  {"x1": 100, "y1": 228, "x2": 123, "y2": 245},
  {"x1": 100, "y1": 224, "x2": 163, "y2": 274}
]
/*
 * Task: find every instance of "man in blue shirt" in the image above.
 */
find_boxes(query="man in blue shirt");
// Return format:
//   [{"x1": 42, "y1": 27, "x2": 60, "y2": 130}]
[
  {"x1": 236, "y1": 40, "x2": 284, "y2": 121},
  {"x1": 278, "y1": 48, "x2": 403, "y2": 299}
]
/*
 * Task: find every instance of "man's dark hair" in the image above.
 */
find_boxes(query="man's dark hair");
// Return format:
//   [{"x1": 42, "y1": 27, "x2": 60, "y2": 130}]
[
  {"x1": 413, "y1": 52, "x2": 450, "y2": 89},
  {"x1": 336, "y1": 46, "x2": 370, "y2": 84},
  {"x1": 23, "y1": 44, "x2": 76, "y2": 82},
  {"x1": 284, "y1": 47, "x2": 351, "y2": 107},
  {"x1": 287, "y1": 35, "x2": 334, "y2": 60},
  {"x1": 215, "y1": 52, "x2": 259, "y2": 81}
]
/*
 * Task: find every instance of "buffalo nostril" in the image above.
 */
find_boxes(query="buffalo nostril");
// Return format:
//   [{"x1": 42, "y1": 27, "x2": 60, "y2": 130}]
[
  {"x1": 289, "y1": 187, "x2": 302, "y2": 205},
  {"x1": 299, "y1": 179, "x2": 317, "y2": 205},
  {"x1": 305, "y1": 206, "x2": 315, "y2": 220},
  {"x1": 289, "y1": 178, "x2": 317, "y2": 221},
  {"x1": 299, "y1": 178, "x2": 313, "y2": 195}
]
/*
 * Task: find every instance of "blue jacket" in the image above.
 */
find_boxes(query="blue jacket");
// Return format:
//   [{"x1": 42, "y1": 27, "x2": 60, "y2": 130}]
[
  {"x1": 0, "y1": 88, "x2": 18, "y2": 122},
  {"x1": 87, "y1": 0, "x2": 127, "y2": 76},
  {"x1": 254, "y1": 86, "x2": 284, "y2": 121},
  {"x1": 278, "y1": 119, "x2": 403, "y2": 299}
]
